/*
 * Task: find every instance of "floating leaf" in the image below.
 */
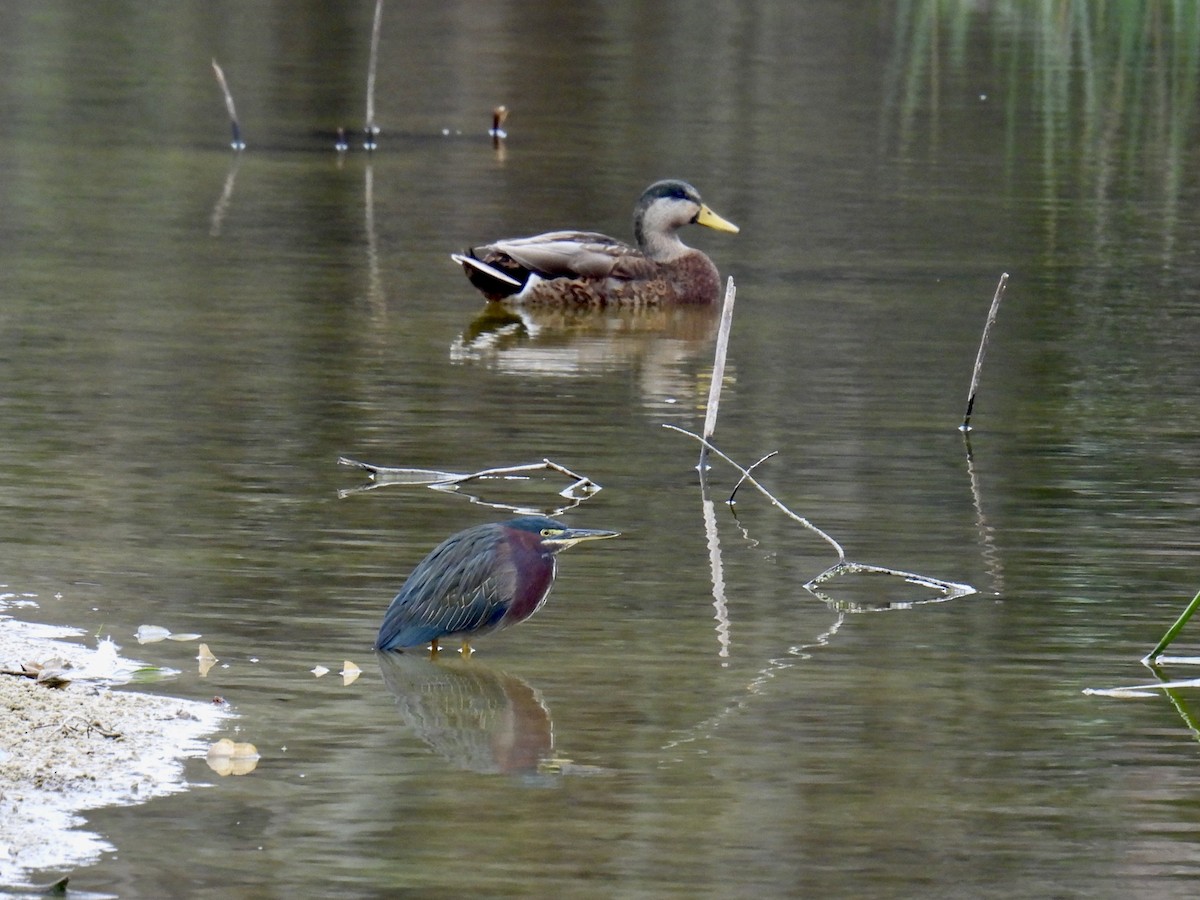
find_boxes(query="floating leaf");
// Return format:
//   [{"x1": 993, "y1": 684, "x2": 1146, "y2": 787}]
[
  {"x1": 341, "y1": 661, "x2": 362, "y2": 686},
  {"x1": 197, "y1": 643, "x2": 218, "y2": 678},
  {"x1": 167, "y1": 633, "x2": 202, "y2": 642},
  {"x1": 206, "y1": 738, "x2": 260, "y2": 776},
  {"x1": 311, "y1": 665, "x2": 329, "y2": 678},
  {"x1": 136, "y1": 624, "x2": 172, "y2": 644}
]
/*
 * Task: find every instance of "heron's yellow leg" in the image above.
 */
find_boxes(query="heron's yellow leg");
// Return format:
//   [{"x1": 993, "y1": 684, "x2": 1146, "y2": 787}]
[
  {"x1": 461, "y1": 639, "x2": 474, "y2": 657},
  {"x1": 428, "y1": 638, "x2": 440, "y2": 658}
]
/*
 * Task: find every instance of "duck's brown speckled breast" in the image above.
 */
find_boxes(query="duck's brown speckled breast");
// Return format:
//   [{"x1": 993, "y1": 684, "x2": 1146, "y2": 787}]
[{"x1": 519, "y1": 251, "x2": 722, "y2": 308}]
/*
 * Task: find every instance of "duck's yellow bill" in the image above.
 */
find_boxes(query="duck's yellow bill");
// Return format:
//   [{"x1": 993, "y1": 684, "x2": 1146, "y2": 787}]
[{"x1": 696, "y1": 204, "x2": 739, "y2": 234}]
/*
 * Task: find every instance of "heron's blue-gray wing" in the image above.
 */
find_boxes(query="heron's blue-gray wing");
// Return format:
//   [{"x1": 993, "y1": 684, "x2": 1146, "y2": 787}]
[{"x1": 375, "y1": 526, "x2": 519, "y2": 650}]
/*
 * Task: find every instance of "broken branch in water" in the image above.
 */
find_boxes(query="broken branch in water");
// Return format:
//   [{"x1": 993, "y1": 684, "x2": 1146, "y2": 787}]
[
  {"x1": 699, "y1": 277, "x2": 737, "y2": 471},
  {"x1": 666, "y1": 426, "x2": 976, "y2": 605},
  {"x1": 364, "y1": 0, "x2": 384, "y2": 149},
  {"x1": 210, "y1": 59, "x2": 245, "y2": 150},
  {"x1": 337, "y1": 457, "x2": 601, "y2": 508},
  {"x1": 803, "y1": 560, "x2": 975, "y2": 607},
  {"x1": 961, "y1": 272, "x2": 1009, "y2": 432}
]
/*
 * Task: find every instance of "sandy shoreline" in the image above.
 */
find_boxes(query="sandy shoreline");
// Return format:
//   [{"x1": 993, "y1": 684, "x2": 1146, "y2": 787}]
[{"x1": 0, "y1": 613, "x2": 228, "y2": 889}]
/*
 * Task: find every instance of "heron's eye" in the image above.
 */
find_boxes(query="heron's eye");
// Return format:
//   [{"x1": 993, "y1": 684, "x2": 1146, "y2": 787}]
[{"x1": 540, "y1": 528, "x2": 560, "y2": 538}]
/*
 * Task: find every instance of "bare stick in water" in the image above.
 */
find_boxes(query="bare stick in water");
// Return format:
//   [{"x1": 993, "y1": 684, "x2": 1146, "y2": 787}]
[
  {"x1": 211, "y1": 59, "x2": 245, "y2": 150},
  {"x1": 364, "y1": 0, "x2": 384, "y2": 149},
  {"x1": 338, "y1": 457, "x2": 601, "y2": 500},
  {"x1": 699, "y1": 277, "x2": 737, "y2": 470},
  {"x1": 961, "y1": 272, "x2": 1009, "y2": 432}
]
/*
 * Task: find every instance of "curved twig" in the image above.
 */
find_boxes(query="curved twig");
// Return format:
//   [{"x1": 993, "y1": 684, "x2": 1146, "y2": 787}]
[{"x1": 728, "y1": 450, "x2": 778, "y2": 505}]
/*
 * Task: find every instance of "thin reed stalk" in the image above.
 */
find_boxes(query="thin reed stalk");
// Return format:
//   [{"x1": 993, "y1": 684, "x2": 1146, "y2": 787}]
[
  {"x1": 364, "y1": 0, "x2": 384, "y2": 149},
  {"x1": 699, "y1": 277, "x2": 736, "y2": 470},
  {"x1": 210, "y1": 59, "x2": 245, "y2": 150},
  {"x1": 961, "y1": 272, "x2": 1008, "y2": 431}
]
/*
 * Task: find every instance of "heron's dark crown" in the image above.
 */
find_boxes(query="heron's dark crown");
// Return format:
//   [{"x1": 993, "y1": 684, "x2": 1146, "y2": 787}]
[{"x1": 504, "y1": 515, "x2": 564, "y2": 534}]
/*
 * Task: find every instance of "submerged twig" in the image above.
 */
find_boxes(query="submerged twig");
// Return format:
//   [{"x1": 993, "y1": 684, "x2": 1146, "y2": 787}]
[
  {"x1": 1144, "y1": 588, "x2": 1200, "y2": 663},
  {"x1": 210, "y1": 59, "x2": 245, "y2": 150},
  {"x1": 699, "y1": 277, "x2": 737, "y2": 471},
  {"x1": 364, "y1": 0, "x2": 384, "y2": 149},
  {"x1": 961, "y1": 272, "x2": 1008, "y2": 432}
]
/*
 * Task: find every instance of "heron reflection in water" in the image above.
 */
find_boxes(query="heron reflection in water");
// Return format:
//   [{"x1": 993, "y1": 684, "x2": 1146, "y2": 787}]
[{"x1": 377, "y1": 651, "x2": 545, "y2": 775}]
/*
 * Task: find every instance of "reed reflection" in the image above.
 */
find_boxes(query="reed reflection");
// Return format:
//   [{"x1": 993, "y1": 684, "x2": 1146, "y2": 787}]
[{"x1": 884, "y1": 0, "x2": 1200, "y2": 266}]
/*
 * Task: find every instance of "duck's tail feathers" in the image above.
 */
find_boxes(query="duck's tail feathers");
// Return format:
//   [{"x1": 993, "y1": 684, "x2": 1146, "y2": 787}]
[{"x1": 450, "y1": 253, "x2": 522, "y2": 287}]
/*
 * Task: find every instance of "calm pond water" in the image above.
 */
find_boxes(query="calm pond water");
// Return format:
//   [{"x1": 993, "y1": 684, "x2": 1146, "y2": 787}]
[{"x1": 4, "y1": 1, "x2": 1200, "y2": 897}]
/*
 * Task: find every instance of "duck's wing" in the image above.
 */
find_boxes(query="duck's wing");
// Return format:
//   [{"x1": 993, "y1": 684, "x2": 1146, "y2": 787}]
[{"x1": 488, "y1": 231, "x2": 642, "y2": 279}]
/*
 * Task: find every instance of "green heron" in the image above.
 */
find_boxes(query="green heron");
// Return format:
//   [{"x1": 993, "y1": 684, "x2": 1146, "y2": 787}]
[
  {"x1": 450, "y1": 179, "x2": 738, "y2": 306},
  {"x1": 374, "y1": 516, "x2": 619, "y2": 654}
]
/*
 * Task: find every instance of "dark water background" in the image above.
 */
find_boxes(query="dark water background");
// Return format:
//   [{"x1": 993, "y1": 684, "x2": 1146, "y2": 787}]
[{"x1": 4, "y1": 2, "x2": 1200, "y2": 897}]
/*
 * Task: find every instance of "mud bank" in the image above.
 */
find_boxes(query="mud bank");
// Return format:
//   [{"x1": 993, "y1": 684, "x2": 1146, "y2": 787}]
[{"x1": 0, "y1": 615, "x2": 227, "y2": 888}]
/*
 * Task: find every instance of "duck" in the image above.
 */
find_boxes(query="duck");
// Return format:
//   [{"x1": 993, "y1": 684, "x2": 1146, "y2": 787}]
[{"x1": 451, "y1": 180, "x2": 738, "y2": 306}]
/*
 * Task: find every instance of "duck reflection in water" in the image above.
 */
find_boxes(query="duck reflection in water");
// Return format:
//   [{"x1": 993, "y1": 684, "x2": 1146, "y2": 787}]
[
  {"x1": 451, "y1": 303, "x2": 722, "y2": 406},
  {"x1": 376, "y1": 651, "x2": 557, "y2": 776}
]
